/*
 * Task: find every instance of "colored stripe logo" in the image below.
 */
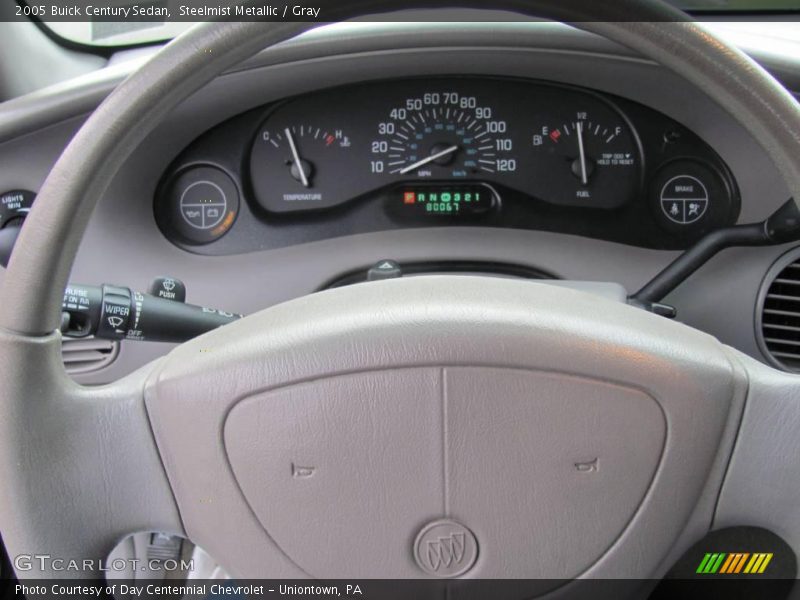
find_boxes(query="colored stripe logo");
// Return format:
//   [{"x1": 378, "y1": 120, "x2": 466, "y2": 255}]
[{"x1": 696, "y1": 552, "x2": 773, "y2": 574}]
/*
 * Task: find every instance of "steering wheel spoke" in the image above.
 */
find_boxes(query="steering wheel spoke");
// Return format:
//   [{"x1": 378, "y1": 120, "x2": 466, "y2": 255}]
[{"x1": 0, "y1": 329, "x2": 181, "y2": 578}]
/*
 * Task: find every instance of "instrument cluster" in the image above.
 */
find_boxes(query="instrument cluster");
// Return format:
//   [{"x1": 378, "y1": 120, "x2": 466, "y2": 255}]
[{"x1": 155, "y1": 77, "x2": 740, "y2": 254}]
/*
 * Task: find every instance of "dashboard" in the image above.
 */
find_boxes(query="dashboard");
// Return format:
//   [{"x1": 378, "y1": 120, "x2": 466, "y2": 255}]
[
  {"x1": 0, "y1": 21, "x2": 798, "y2": 385},
  {"x1": 6, "y1": 19, "x2": 800, "y2": 584},
  {"x1": 156, "y1": 77, "x2": 739, "y2": 254}
]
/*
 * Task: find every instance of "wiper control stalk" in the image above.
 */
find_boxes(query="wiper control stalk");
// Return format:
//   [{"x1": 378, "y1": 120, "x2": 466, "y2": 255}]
[{"x1": 61, "y1": 283, "x2": 241, "y2": 343}]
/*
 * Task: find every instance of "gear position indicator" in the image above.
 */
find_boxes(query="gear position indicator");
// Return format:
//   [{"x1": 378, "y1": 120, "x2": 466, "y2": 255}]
[{"x1": 660, "y1": 175, "x2": 709, "y2": 225}]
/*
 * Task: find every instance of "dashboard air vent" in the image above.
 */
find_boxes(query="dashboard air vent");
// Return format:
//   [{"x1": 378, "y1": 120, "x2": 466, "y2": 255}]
[
  {"x1": 62, "y1": 336, "x2": 119, "y2": 375},
  {"x1": 759, "y1": 249, "x2": 800, "y2": 372}
]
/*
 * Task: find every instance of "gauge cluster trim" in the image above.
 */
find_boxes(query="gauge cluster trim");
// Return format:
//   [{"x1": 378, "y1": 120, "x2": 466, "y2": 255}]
[{"x1": 155, "y1": 76, "x2": 740, "y2": 254}]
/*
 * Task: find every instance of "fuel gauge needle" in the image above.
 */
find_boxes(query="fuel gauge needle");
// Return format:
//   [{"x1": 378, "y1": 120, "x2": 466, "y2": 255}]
[
  {"x1": 285, "y1": 127, "x2": 310, "y2": 188},
  {"x1": 576, "y1": 121, "x2": 589, "y2": 186}
]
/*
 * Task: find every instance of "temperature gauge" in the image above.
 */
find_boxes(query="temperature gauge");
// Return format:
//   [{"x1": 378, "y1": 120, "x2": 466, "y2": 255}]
[
  {"x1": 250, "y1": 123, "x2": 353, "y2": 214},
  {"x1": 530, "y1": 113, "x2": 641, "y2": 209}
]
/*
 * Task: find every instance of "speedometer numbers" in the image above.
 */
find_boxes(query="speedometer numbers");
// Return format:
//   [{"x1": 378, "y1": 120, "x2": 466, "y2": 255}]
[
  {"x1": 371, "y1": 93, "x2": 516, "y2": 179},
  {"x1": 531, "y1": 115, "x2": 639, "y2": 209}
]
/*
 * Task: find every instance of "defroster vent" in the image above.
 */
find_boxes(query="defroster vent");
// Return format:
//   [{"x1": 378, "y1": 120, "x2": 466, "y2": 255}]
[{"x1": 62, "y1": 336, "x2": 119, "y2": 375}]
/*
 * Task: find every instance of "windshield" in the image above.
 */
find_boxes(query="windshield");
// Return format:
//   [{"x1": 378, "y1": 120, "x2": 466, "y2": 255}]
[{"x1": 22, "y1": 0, "x2": 800, "y2": 48}]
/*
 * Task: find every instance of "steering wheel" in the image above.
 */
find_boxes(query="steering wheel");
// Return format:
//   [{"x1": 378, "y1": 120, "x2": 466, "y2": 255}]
[{"x1": 2, "y1": 0, "x2": 800, "y2": 584}]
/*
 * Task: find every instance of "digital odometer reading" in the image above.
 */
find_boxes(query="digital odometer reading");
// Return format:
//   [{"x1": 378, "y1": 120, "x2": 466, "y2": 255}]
[{"x1": 397, "y1": 184, "x2": 496, "y2": 217}]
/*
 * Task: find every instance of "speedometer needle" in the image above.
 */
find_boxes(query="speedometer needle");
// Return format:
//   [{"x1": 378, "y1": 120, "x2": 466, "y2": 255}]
[
  {"x1": 576, "y1": 121, "x2": 588, "y2": 186},
  {"x1": 285, "y1": 127, "x2": 310, "y2": 188},
  {"x1": 399, "y1": 144, "x2": 459, "y2": 175}
]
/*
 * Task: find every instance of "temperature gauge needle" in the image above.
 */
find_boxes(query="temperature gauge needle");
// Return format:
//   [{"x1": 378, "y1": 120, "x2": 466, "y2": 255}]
[
  {"x1": 399, "y1": 144, "x2": 459, "y2": 175},
  {"x1": 285, "y1": 127, "x2": 310, "y2": 188},
  {"x1": 576, "y1": 121, "x2": 589, "y2": 186}
]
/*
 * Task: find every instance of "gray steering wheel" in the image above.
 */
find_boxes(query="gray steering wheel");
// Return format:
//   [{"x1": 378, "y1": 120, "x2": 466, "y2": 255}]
[{"x1": 2, "y1": 0, "x2": 800, "y2": 583}]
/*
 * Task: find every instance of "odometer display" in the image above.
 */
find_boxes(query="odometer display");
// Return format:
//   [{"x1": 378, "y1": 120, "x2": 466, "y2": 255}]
[{"x1": 394, "y1": 183, "x2": 497, "y2": 218}]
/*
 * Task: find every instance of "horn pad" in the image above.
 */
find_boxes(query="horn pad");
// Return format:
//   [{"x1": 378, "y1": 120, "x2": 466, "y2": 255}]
[{"x1": 225, "y1": 367, "x2": 664, "y2": 578}]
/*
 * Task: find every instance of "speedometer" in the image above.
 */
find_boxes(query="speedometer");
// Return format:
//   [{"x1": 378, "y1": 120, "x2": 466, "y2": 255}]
[{"x1": 370, "y1": 92, "x2": 516, "y2": 179}]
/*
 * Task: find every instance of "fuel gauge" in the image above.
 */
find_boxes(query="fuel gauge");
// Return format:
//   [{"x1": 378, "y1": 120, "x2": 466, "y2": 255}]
[{"x1": 530, "y1": 115, "x2": 641, "y2": 209}]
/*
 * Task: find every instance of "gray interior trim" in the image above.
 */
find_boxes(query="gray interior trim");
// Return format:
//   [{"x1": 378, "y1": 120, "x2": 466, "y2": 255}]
[
  {"x1": 0, "y1": 329, "x2": 183, "y2": 578},
  {"x1": 2, "y1": 0, "x2": 800, "y2": 581},
  {"x1": 714, "y1": 350, "x2": 800, "y2": 554},
  {"x1": 0, "y1": 22, "x2": 653, "y2": 143},
  {"x1": 2, "y1": 21, "x2": 800, "y2": 146},
  {"x1": 0, "y1": 18, "x2": 105, "y2": 102}
]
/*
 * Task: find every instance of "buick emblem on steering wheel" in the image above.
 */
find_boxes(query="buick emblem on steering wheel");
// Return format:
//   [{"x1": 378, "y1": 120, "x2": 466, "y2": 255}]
[{"x1": 414, "y1": 519, "x2": 479, "y2": 577}]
